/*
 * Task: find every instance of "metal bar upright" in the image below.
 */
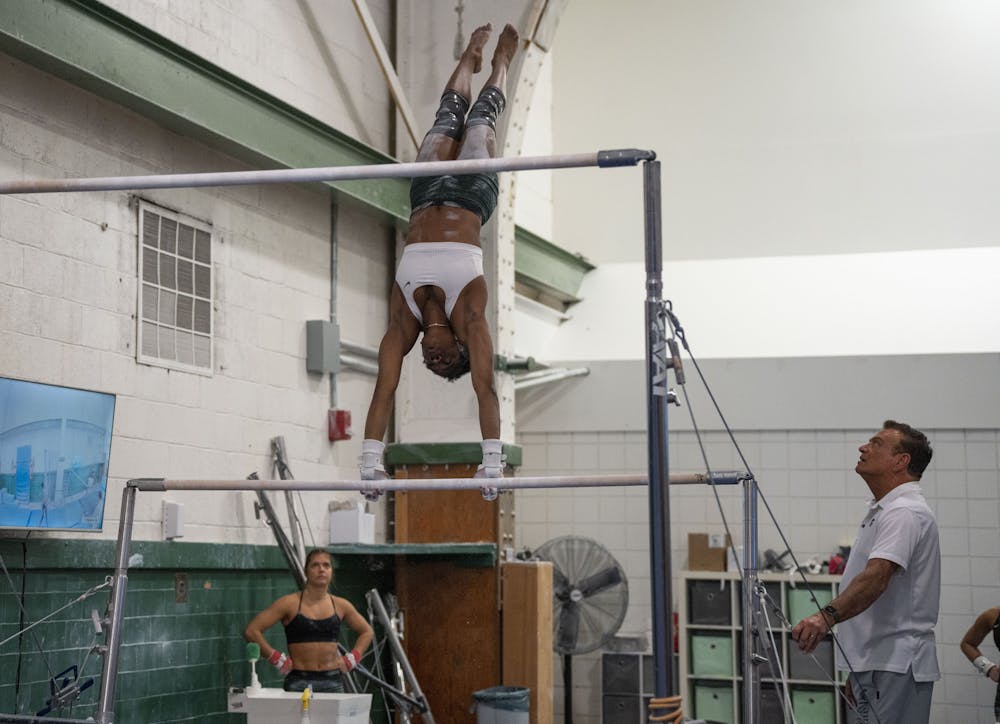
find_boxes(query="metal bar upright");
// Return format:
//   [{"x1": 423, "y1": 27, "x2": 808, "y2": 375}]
[
  {"x1": 742, "y1": 477, "x2": 761, "y2": 724},
  {"x1": 366, "y1": 590, "x2": 435, "y2": 724},
  {"x1": 96, "y1": 483, "x2": 137, "y2": 724},
  {"x1": 643, "y1": 158, "x2": 674, "y2": 698}
]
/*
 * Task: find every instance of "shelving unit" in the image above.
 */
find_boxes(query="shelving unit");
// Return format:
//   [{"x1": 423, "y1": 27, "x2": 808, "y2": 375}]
[
  {"x1": 600, "y1": 650, "x2": 682, "y2": 723},
  {"x1": 678, "y1": 569, "x2": 844, "y2": 724},
  {"x1": 602, "y1": 652, "x2": 655, "y2": 723}
]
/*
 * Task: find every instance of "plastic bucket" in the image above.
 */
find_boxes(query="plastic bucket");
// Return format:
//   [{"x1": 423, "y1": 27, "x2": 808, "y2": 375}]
[{"x1": 471, "y1": 686, "x2": 529, "y2": 724}]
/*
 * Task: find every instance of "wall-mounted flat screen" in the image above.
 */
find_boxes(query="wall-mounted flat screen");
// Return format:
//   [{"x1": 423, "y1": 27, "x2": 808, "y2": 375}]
[{"x1": 0, "y1": 377, "x2": 115, "y2": 531}]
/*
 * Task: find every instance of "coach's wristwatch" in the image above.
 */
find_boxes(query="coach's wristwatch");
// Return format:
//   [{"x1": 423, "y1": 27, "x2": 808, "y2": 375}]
[{"x1": 821, "y1": 604, "x2": 840, "y2": 623}]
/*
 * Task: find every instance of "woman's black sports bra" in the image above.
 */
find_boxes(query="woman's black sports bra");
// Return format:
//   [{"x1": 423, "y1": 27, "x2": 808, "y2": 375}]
[{"x1": 283, "y1": 592, "x2": 341, "y2": 645}]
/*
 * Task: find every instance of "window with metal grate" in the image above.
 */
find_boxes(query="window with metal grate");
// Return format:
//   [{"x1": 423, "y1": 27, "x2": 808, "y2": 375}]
[{"x1": 137, "y1": 201, "x2": 213, "y2": 374}]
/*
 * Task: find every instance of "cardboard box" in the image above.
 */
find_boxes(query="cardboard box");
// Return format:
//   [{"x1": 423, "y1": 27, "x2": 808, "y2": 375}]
[
  {"x1": 688, "y1": 532, "x2": 730, "y2": 571},
  {"x1": 329, "y1": 507, "x2": 375, "y2": 544}
]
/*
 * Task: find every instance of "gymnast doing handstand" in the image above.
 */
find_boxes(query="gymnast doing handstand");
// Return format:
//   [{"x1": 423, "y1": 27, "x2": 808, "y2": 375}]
[{"x1": 360, "y1": 23, "x2": 519, "y2": 501}]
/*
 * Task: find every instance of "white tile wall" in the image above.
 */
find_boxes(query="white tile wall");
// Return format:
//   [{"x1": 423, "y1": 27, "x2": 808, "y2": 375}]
[{"x1": 515, "y1": 427, "x2": 1000, "y2": 724}]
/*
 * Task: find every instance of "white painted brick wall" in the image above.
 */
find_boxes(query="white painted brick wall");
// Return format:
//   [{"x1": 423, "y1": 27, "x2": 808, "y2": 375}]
[
  {"x1": 513, "y1": 49, "x2": 554, "y2": 241},
  {"x1": 1, "y1": 52, "x2": 395, "y2": 547},
  {"x1": 100, "y1": 0, "x2": 395, "y2": 151}
]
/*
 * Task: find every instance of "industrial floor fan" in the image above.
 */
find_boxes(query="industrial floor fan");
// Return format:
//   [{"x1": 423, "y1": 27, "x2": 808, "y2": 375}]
[{"x1": 534, "y1": 536, "x2": 629, "y2": 724}]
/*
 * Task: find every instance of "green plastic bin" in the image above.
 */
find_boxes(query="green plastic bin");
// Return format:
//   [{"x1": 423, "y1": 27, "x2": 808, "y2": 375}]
[
  {"x1": 787, "y1": 585, "x2": 833, "y2": 625},
  {"x1": 693, "y1": 681, "x2": 735, "y2": 724},
  {"x1": 791, "y1": 686, "x2": 835, "y2": 724},
  {"x1": 690, "y1": 633, "x2": 733, "y2": 676}
]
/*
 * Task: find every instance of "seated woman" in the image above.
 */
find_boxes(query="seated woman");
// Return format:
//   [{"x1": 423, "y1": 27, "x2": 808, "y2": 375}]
[
  {"x1": 243, "y1": 549, "x2": 373, "y2": 692},
  {"x1": 360, "y1": 23, "x2": 519, "y2": 500}
]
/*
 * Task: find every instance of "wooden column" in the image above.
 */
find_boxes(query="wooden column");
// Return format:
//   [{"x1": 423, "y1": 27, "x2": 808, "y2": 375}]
[
  {"x1": 388, "y1": 442, "x2": 521, "y2": 724},
  {"x1": 502, "y1": 561, "x2": 554, "y2": 724}
]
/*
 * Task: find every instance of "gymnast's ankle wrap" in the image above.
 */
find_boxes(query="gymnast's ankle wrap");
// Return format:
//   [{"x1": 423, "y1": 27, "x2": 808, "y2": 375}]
[
  {"x1": 428, "y1": 89, "x2": 470, "y2": 140},
  {"x1": 466, "y1": 85, "x2": 506, "y2": 131}
]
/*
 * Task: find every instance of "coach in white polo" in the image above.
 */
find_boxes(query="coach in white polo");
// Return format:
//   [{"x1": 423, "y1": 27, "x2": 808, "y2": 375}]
[{"x1": 792, "y1": 420, "x2": 940, "y2": 724}]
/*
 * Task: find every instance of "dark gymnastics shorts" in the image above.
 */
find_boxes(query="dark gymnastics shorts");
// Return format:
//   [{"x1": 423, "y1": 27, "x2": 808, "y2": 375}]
[
  {"x1": 283, "y1": 669, "x2": 344, "y2": 693},
  {"x1": 409, "y1": 172, "x2": 499, "y2": 225}
]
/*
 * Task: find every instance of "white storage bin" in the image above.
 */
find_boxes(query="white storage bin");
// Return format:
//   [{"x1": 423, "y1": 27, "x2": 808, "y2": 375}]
[{"x1": 329, "y1": 506, "x2": 374, "y2": 544}]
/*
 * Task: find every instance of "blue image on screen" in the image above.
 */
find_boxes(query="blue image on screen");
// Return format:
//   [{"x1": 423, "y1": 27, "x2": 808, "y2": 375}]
[{"x1": 0, "y1": 377, "x2": 115, "y2": 531}]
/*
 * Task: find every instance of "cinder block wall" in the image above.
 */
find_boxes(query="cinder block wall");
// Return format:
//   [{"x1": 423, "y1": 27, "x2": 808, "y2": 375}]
[
  {"x1": 0, "y1": 45, "x2": 396, "y2": 546},
  {"x1": 0, "y1": 540, "x2": 393, "y2": 722}
]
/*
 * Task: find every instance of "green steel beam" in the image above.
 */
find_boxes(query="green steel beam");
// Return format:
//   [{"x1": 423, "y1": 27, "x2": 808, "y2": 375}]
[
  {"x1": 0, "y1": 0, "x2": 589, "y2": 300},
  {"x1": 0, "y1": 0, "x2": 411, "y2": 222},
  {"x1": 515, "y1": 225, "x2": 595, "y2": 303}
]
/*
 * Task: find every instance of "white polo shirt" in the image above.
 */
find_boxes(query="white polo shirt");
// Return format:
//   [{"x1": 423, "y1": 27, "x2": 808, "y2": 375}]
[{"x1": 834, "y1": 482, "x2": 941, "y2": 681}]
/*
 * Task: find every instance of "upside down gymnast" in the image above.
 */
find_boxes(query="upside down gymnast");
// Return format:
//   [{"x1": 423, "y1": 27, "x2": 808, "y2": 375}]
[{"x1": 360, "y1": 23, "x2": 519, "y2": 501}]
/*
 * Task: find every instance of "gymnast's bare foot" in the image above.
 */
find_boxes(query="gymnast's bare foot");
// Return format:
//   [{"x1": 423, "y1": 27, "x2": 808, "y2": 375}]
[
  {"x1": 492, "y1": 23, "x2": 519, "y2": 68},
  {"x1": 466, "y1": 23, "x2": 492, "y2": 74}
]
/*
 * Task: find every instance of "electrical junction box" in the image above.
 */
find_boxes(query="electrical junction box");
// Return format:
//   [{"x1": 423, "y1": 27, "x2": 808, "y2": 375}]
[
  {"x1": 306, "y1": 320, "x2": 341, "y2": 374},
  {"x1": 162, "y1": 500, "x2": 184, "y2": 540}
]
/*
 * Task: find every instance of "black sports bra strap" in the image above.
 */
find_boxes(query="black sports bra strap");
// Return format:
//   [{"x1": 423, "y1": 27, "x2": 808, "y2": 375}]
[{"x1": 293, "y1": 591, "x2": 337, "y2": 619}]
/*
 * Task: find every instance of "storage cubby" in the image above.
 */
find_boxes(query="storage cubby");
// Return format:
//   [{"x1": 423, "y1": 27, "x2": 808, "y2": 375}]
[
  {"x1": 678, "y1": 570, "x2": 844, "y2": 724},
  {"x1": 601, "y1": 652, "x2": 666, "y2": 724}
]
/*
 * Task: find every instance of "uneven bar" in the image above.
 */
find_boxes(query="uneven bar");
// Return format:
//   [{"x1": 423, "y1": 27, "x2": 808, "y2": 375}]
[
  {"x1": 0, "y1": 149, "x2": 654, "y2": 195},
  {"x1": 129, "y1": 471, "x2": 746, "y2": 493}
]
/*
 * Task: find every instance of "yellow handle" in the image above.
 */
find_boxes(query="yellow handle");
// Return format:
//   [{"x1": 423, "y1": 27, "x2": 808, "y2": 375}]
[{"x1": 301, "y1": 686, "x2": 311, "y2": 711}]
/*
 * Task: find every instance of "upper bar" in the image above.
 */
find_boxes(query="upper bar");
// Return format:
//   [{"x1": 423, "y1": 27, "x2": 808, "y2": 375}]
[
  {"x1": 597, "y1": 149, "x2": 657, "y2": 167},
  {"x1": 0, "y1": 149, "x2": 654, "y2": 195},
  {"x1": 129, "y1": 471, "x2": 744, "y2": 492}
]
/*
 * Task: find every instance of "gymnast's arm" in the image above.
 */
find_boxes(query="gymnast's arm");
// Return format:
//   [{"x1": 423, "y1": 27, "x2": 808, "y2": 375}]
[
  {"x1": 960, "y1": 606, "x2": 1000, "y2": 681},
  {"x1": 336, "y1": 597, "x2": 374, "y2": 672},
  {"x1": 460, "y1": 278, "x2": 500, "y2": 440},
  {"x1": 363, "y1": 286, "x2": 420, "y2": 440},
  {"x1": 243, "y1": 594, "x2": 294, "y2": 661}
]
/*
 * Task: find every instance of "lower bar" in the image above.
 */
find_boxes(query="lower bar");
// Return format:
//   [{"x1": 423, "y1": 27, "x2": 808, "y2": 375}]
[{"x1": 131, "y1": 471, "x2": 745, "y2": 493}]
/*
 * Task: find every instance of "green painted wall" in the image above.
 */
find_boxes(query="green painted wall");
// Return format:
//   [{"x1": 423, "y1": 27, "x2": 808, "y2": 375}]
[{"x1": 0, "y1": 540, "x2": 395, "y2": 722}]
